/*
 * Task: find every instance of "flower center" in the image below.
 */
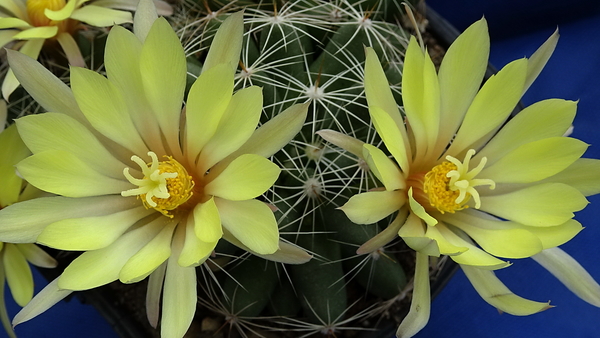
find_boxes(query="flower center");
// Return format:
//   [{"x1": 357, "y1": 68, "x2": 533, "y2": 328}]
[
  {"x1": 26, "y1": 0, "x2": 66, "y2": 27},
  {"x1": 121, "y1": 152, "x2": 195, "y2": 218},
  {"x1": 423, "y1": 149, "x2": 495, "y2": 213}
]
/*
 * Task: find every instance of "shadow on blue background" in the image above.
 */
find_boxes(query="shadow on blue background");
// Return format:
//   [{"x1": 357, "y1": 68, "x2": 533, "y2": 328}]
[{"x1": 3, "y1": 1, "x2": 600, "y2": 337}]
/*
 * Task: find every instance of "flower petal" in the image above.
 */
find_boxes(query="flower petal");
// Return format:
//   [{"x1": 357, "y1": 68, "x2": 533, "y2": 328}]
[
  {"x1": 357, "y1": 209, "x2": 407, "y2": 254},
  {"x1": 140, "y1": 17, "x2": 186, "y2": 155},
  {"x1": 435, "y1": 18, "x2": 489, "y2": 155},
  {"x1": 43, "y1": 0, "x2": 76, "y2": 21},
  {"x1": 6, "y1": 49, "x2": 84, "y2": 121},
  {"x1": 146, "y1": 261, "x2": 166, "y2": 328},
  {"x1": 185, "y1": 63, "x2": 233, "y2": 163},
  {"x1": 203, "y1": 11, "x2": 243, "y2": 74},
  {"x1": 71, "y1": 5, "x2": 132, "y2": 26},
  {"x1": 3, "y1": 244, "x2": 33, "y2": 306},
  {"x1": 523, "y1": 29, "x2": 559, "y2": 93},
  {"x1": 0, "y1": 195, "x2": 137, "y2": 243},
  {"x1": 215, "y1": 198, "x2": 279, "y2": 255},
  {"x1": 476, "y1": 99, "x2": 577, "y2": 165},
  {"x1": 132, "y1": 0, "x2": 157, "y2": 42},
  {"x1": 12, "y1": 26, "x2": 57, "y2": 39},
  {"x1": 16, "y1": 112, "x2": 126, "y2": 179},
  {"x1": 532, "y1": 247, "x2": 600, "y2": 307},
  {"x1": 0, "y1": 18, "x2": 31, "y2": 29},
  {"x1": 0, "y1": 124, "x2": 29, "y2": 207},
  {"x1": 408, "y1": 188, "x2": 437, "y2": 226},
  {"x1": 369, "y1": 105, "x2": 410, "y2": 173},
  {"x1": 480, "y1": 183, "x2": 588, "y2": 227},
  {"x1": 2, "y1": 39, "x2": 43, "y2": 100},
  {"x1": 58, "y1": 216, "x2": 167, "y2": 290},
  {"x1": 161, "y1": 233, "x2": 196, "y2": 338},
  {"x1": 178, "y1": 214, "x2": 215, "y2": 267},
  {"x1": 541, "y1": 158, "x2": 600, "y2": 196},
  {"x1": 93, "y1": 0, "x2": 172, "y2": 16},
  {"x1": 15, "y1": 243, "x2": 56, "y2": 268},
  {"x1": 12, "y1": 278, "x2": 72, "y2": 327},
  {"x1": 396, "y1": 252, "x2": 430, "y2": 338},
  {"x1": 70, "y1": 67, "x2": 148, "y2": 155},
  {"x1": 56, "y1": 32, "x2": 85, "y2": 67},
  {"x1": 481, "y1": 137, "x2": 587, "y2": 183},
  {"x1": 364, "y1": 47, "x2": 404, "y2": 128},
  {"x1": 525, "y1": 219, "x2": 582, "y2": 249},
  {"x1": 119, "y1": 221, "x2": 176, "y2": 283},
  {"x1": 340, "y1": 190, "x2": 405, "y2": 224},
  {"x1": 192, "y1": 197, "x2": 222, "y2": 243},
  {"x1": 447, "y1": 58, "x2": 528, "y2": 156},
  {"x1": 205, "y1": 154, "x2": 280, "y2": 201},
  {"x1": 461, "y1": 264, "x2": 552, "y2": 315},
  {"x1": 317, "y1": 129, "x2": 365, "y2": 159},
  {"x1": 222, "y1": 229, "x2": 312, "y2": 264},
  {"x1": 437, "y1": 225, "x2": 509, "y2": 269},
  {"x1": 198, "y1": 86, "x2": 263, "y2": 170},
  {"x1": 362, "y1": 143, "x2": 405, "y2": 191},
  {"x1": 16, "y1": 149, "x2": 132, "y2": 197},
  {"x1": 37, "y1": 206, "x2": 153, "y2": 251},
  {"x1": 399, "y1": 212, "x2": 440, "y2": 257}
]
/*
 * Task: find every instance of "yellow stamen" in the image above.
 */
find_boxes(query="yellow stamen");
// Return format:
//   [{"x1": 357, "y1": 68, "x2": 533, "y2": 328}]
[
  {"x1": 121, "y1": 152, "x2": 195, "y2": 218},
  {"x1": 423, "y1": 149, "x2": 495, "y2": 213},
  {"x1": 26, "y1": 0, "x2": 67, "y2": 27}
]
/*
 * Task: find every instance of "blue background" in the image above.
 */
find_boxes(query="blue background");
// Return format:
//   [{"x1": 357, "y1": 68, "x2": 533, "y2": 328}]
[{"x1": 3, "y1": 1, "x2": 600, "y2": 337}]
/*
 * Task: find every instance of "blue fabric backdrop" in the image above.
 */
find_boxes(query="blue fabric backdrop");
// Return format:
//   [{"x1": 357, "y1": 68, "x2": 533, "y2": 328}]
[{"x1": 3, "y1": 1, "x2": 600, "y2": 337}]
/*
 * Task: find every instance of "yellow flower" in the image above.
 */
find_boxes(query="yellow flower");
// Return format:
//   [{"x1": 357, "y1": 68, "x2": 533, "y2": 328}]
[
  {"x1": 0, "y1": 0, "x2": 173, "y2": 100},
  {"x1": 0, "y1": 124, "x2": 57, "y2": 338},
  {"x1": 319, "y1": 18, "x2": 600, "y2": 338},
  {"x1": 0, "y1": 2, "x2": 310, "y2": 337}
]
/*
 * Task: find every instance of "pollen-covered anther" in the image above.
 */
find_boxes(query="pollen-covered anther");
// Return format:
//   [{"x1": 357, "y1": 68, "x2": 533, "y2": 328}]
[
  {"x1": 26, "y1": 0, "x2": 67, "y2": 27},
  {"x1": 423, "y1": 149, "x2": 495, "y2": 213},
  {"x1": 121, "y1": 152, "x2": 195, "y2": 218}
]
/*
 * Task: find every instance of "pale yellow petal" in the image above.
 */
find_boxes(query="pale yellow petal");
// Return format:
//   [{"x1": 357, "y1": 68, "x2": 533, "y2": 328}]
[
  {"x1": 71, "y1": 5, "x2": 132, "y2": 26},
  {"x1": 340, "y1": 190, "x2": 405, "y2": 224},
  {"x1": 56, "y1": 32, "x2": 85, "y2": 67},
  {"x1": 16, "y1": 150, "x2": 132, "y2": 197},
  {"x1": 222, "y1": 228, "x2": 311, "y2": 264},
  {"x1": 15, "y1": 243, "x2": 56, "y2": 268},
  {"x1": 215, "y1": 198, "x2": 279, "y2": 255},
  {"x1": 369, "y1": 105, "x2": 410, "y2": 173},
  {"x1": 132, "y1": 0, "x2": 157, "y2": 42},
  {"x1": 524, "y1": 29, "x2": 559, "y2": 93},
  {"x1": 357, "y1": 209, "x2": 406, "y2": 254},
  {"x1": 3, "y1": 39, "x2": 43, "y2": 100},
  {"x1": 43, "y1": 0, "x2": 76, "y2": 21},
  {"x1": 481, "y1": 137, "x2": 587, "y2": 183},
  {"x1": 70, "y1": 67, "x2": 148, "y2": 155},
  {"x1": 119, "y1": 222, "x2": 176, "y2": 284},
  {"x1": 192, "y1": 197, "x2": 222, "y2": 243},
  {"x1": 398, "y1": 212, "x2": 440, "y2": 257},
  {"x1": 541, "y1": 158, "x2": 600, "y2": 196},
  {"x1": 12, "y1": 26, "x2": 57, "y2": 39},
  {"x1": 205, "y1": 154, "x2": 280, "y2": 201},
  {"x1": 37, "y1": 206, "x2": 154, "y2": 251},
  {"x1": 178, "y1": 214, "x2": 215, "y2": 267},
  {"x1": 0, "y1": 195, "x2": 136, "y2": 243},
  {"x1": 316, "y1": 129, "x2": 365, "y2": 159},
  {"x1": 408, "y1": 188, "x2": 437, "y2": 226},
  {"x1": 437, "y1": 225, "x2": 509, "y2": 269},
  {"x1": 396, "y1": 252, "x2": 430, "y2": 338},
  {"x1": 362, "y1": 144, "x2": 405, "y2": 191},
  {"x1": 12, "y1": 278, "x2": 72, "y2": 327},
  {"x1": 0, "y1": 124, "x2": 29, "y2": 207},
  {"x1": 480, "y1": 183, "x2": 587, "y2": 227},
  {"x1": 203, "y1": 11, "x2": 243, "y2": 74},
  {"x1": 16, "y1": 112, "x2": 126, "y2": 179},
  {"x1": 3, "y1": 244, "x2": 33, "y2": 306},
  {"x1": 461, "y1": 265, "x2": 552, "y2": 315}
]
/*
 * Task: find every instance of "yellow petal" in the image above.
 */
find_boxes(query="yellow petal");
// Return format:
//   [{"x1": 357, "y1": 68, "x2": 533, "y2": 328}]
[
  {"x1": 192, "y1": 197, "x2": 222, "y2": 243},
  {"x1": 447, "y1": 58, "x2": 527, "y2": 156},
  {"x1": 362, "y1": 144, "x2": 405, "y2": 191},
  {"x1": 524, "y1": 219, "x2": 582, "y2": 249},
  {"x1": 203, "y1": 11, "x2": 243, "y2": 74},
  {"x1": 541, "y1": 158, "x2": 600, "y2": 196},
  {"x1": 70, "y1": 67, "x2": 149, "y2": 155},
  {"x1": 480, "y1": 183, "x2": 587, "y2": 227},
  {"x1": 396, "y1": 252, "x2": 430, "y2": 338},
  {"x1": 16, "y1": 150, "x2": 132, "y2": 197},
  {"x1": 58, "y1": 216, "x2": 167, "y2": 290},
  {"x1": 3, "y1": 39, "x2": 43, "y2": 100},
  {"x1": 12, "y1": 278, "x2": 72, "y2": 327},
  {"x1": 476, "y1": 99, "x2": 576, "y2": 165},
  {"x1": 399, "y1": 212, "x2": 440, "y2": 257},
  {"x1": 0, "y1": 195, "x2": 136, "y2": 243},
  {"x1": 0, "y1": 18, "x2": 31, "y2": 29},
  {"x1": 43, "y1": 0, "x2": 76, "y2": 21},
  {"x1": 185, "y1": 63, "x2": 233, "y2": 163},
  {"x1": 12, "y1": 26, "x2": 57, "y2": 39},
  {"x1": 161, "y1": 235, "x2": 196, "y2": 338},
  {"x1": 71, "y1": 5, "x2": 132, "y2": 26},
  {"x1": 424, "y1": 224, "x2": 467, "y2": 256},
  {"x1": 481, "y1": 137, "x2": 587, "y2": 183},
  {"x1": 198, "y1": 86, "x2": 263, "y2": 170},
  {"x1": 178, "y1": 214, "x2": 215, "y2": 267},
  {"x1": 0, "y1": 124, "x2": 29, "y2": 207},
  {"x1": 222, "y1": 228, "x2": 311, "y2": 264},
  {"x1": 3, "y1": 244, "x2": 33, "y2": 306},
  {"x1": 340, "y1": 190, "x2": 405, "y2": 224},
  {"x1": 532, "y1": 247, "x2": 600, "y2": 307},
  {"x1": 215, "y1": 198, "x2": 279, "y2": 255},
  {"x1": 437, "y1": 225, "x2": 508, "y2": 269},
  {"x1": 56, "y1": 32, "x2": 85, "y2": 67},
  {"x1": 37, "y1": 206, "x2": 153, "y2": 251},
  {"x1": 357, "y1": 209, "x2": 406, "y2": 254},
  {"x1": 523, "y1": 29, "x2": 559, "y2": 93},
  {"x1": 205, "y1": 154, "x2": 280, "y2": 201},
  {"x1": 436, "y1": 18, "x2": 489, "y2": 156},
  {"x1": 132, "y1": 0, "x2": 157, "y2": 42},
  {"x1": 408, "y1": 187, "x2": 437, "y2": 226},
  {"x1": 15, "y1": 243, "x2": 56, "y2": 268},
  {"x1": 461, "y1": 264, "x2": 552, "y2": 315},
  {"x1": 316, "y1": 129, "x2": 365, "y2": 159},
  {"x1": 369, "y1": 105, "x2": 410, "y2": 173},
  {"x1": 16, "y1": 112, "x2": 125, "y2": 179},
  {"x1": 140, "y1": 17, "x2": 186, "y2": 155},
  {"x1": 119, "y1": 221, "x2": 176, "y2": 283}
]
